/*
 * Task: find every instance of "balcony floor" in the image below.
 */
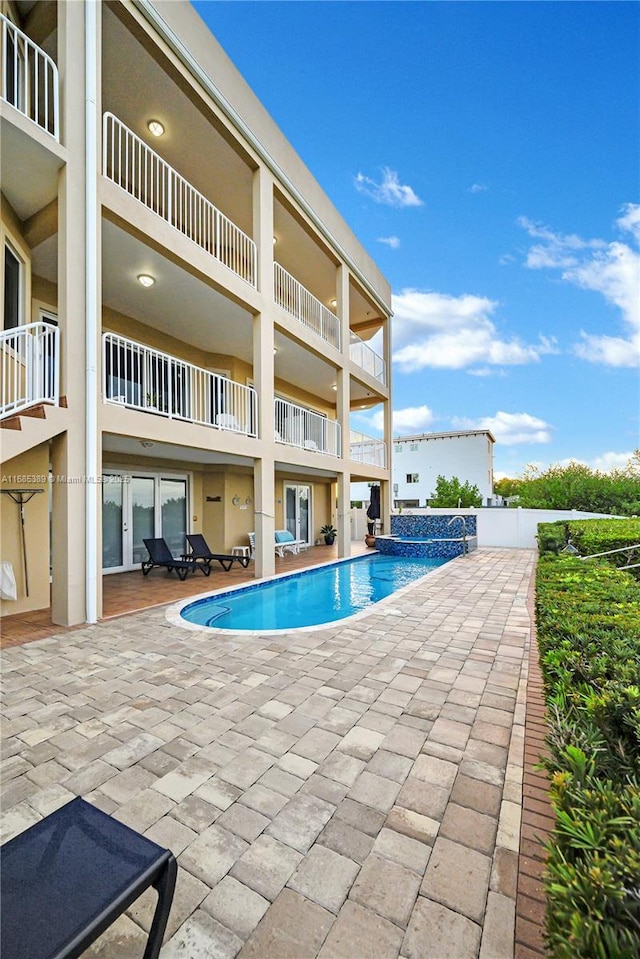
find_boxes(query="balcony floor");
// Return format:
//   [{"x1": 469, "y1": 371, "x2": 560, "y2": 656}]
[{"x1": 1, "y1": 542, "x2": 370, "y2": 648}]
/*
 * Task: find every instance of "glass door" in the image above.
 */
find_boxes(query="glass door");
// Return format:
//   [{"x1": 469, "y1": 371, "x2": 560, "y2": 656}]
[
  {"x1": 131, "y1": 476, "x2": 155, "y2": 565},
  {"x1": 285, "y1": 484, "x2": 311, "y2": 545},
  {"x1": 160, "y1": 478, "x2": 187, "y2": 558},
  {"x1": 102, "y1": 475, "x2": 125, "y2": 570},
  {"x1": 102, "y1": 471, "x2": 188, "y2": 572}
]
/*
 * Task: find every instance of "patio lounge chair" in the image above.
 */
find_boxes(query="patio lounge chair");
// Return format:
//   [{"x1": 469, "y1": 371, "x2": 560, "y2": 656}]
[
  {"x1": 248, "y1": 531, "x2": 307, "y2": 559},
  {"x1": 185, "y1": 533, "x2": 251, "y2": 572},
  {"x1": 274, "y1": 529, "x2": 308, "y2": 556},
  {"x1": 142, "y1": 537, "x2": 205, "y2": 580},
  {"x1": 1, "y1": 796, "x2": 176, "y2": 959}
]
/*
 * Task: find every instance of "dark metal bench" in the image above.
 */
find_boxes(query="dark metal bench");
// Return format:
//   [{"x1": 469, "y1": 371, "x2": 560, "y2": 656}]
[{"x1": 0, "y1": 797, "x2": 177, "y2": 959}]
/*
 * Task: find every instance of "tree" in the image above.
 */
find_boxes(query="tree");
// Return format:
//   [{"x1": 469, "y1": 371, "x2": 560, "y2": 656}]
[
  {"x1": 507, "y1": 452, "x2": 640, "y2": 515},
  {"x1": 429, "y1": 475, "x2": 482, "y2": 508},
  {"x1": 494, "y1": 477, "x2": 522, "y2": 500}
]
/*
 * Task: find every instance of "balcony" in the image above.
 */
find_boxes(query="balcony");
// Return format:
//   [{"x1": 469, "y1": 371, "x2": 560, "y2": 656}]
[
  {"x1": 0, "y1": 14, "x2": 58, "y2": 139},
  {"x1": 350, "y1": 430, "x2": 386, "y2": 468},
  {"x1": 275, "y1": 397, "x2": 341, "y2": 457},
  {"x1": 350, "y1": 331, "x2": 386, "y2": 385},
  {"x1": 103, "y1": 333, "x2": 257, "y2": 437},
  {"x1": 103, "y1": 113, "x2": 256, "y2": 287},
  {"x1": 274, "y1": 264, "x2": 341, "y2": 350},
  {"x1": 1, "y1": 322, "x2": 59, "y2": 419}
]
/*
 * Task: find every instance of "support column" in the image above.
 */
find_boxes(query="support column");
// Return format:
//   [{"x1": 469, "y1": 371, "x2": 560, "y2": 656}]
[
  {"x1": 51, "y1": 0, "x2": 88, "y2": 626},
  {"x1": 253, "y1": 457, "x2": 275, "y2": 580},
  {"x1": 337, "y1": 263, "x2": 350, "y2": 363},
  {"x1": 253, "y1": 301, "x2": 275, "y2": 579},
  {"x1": 253, "y1": 165, "x2": 274, "y2": 298},
  {"x1": 382, "y1": 315, "x2": 393, "y2": 532}
]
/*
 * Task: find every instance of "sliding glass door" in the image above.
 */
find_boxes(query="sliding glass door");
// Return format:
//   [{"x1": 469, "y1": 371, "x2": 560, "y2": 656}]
[
  {"x1": 284, "y1": 484, "x2": 311, "y2": 545},
  {"x1": 102, "y1": 472, "x2": 187, "y2": 572}
]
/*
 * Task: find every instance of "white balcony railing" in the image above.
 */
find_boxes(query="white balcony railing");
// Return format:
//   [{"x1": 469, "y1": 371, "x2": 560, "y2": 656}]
[
  {"x1": 350, "y1": 331, "x2": 386, "y2": 384},
  {"x1": 350, "y1": 430, "x2": 386, "y2": 468},
  {"x1": 103, "y1": 333, "x2": 257, "y2": 436},
  {"x1": 274, "y1": 264, "x2": 341, "y2": 350},
  {"x1": 103, "y1": 113, "x2": 257, "y2": 287},
  {"x1": 275, "y1": 397, "x2": 341, "y2": 457},
  {"x1": 0, "y1": 13, "x2": 59, "y2": 139},
  {"x1": 1, "y1": 322, "x2": 59, "y2": 419}
]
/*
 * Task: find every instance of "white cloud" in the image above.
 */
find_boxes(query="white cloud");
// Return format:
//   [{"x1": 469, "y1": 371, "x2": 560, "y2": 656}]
[
  {"x1": 354, "y1": 168, "x2": 423, "y2": 208},
  {"x1": 364, "y1": 404, "x2": 435, "y2": 435},
  {"x1": 591, "y1": 450, "x2": 637, "y2": 473},
  {"x1": 377, "y1": 235, "x2": 401, "y2": 249},
  {"x1": 520, "y1": 204, "x2": 640, "y2": 368},
  {"x1": 453, "y1": 410, "x2": 553, "y2": 446},
  {"x1": 468, "y1": 183, "x2": 488, "y2": 194},
  {"x1": 391, "y1": 289, "x2": 556, "y2": 372},
  {"x1": 392, "y1": 405, "x2": 435, "y2": 434}
]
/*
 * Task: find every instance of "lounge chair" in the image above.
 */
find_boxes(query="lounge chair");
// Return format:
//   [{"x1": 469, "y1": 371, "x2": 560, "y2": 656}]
[
  {"x1": 248, "y1": 531, "x2": 307, "y2": 559},
  {"x1": 142, "y1": 537, "x2": 205, "y2": 580},
  {"x1": 185, "y1": 533, "x2": 251, "y2": 572},
  {"x1": 1, "y1": 797, "x2": 176, "y2": 959},
  {"x1": 274, "y1": 529, "x2": 308, "y2": 556}
]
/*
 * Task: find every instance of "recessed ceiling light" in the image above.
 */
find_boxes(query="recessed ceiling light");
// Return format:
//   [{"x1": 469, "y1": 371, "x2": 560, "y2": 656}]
[
  {"x1": 137, "y1": 274, "x2": 155, "y2": 288},
  {"x1": 272, "y1": 236, "x2": 277, "y2": 245},
  {"x1": 330, "y1": 299, "x2": 337, "y2": 308},
  {"x1": 147, "y1": 119, "x2": 165, "y2": 137},
  {"x1": 331, "y1": 384, "x2": 338, "y2": 391}
]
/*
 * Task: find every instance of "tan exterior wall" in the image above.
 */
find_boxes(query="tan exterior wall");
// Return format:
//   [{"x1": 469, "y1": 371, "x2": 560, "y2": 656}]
[{"x1": 0, "y1": 446, "x2": 50, "y2": 615}]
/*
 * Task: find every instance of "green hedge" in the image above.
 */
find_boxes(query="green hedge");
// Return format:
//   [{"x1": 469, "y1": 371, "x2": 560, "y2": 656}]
[{"x1": 536, "y1": 523, "x2": 640, "y2": 957}]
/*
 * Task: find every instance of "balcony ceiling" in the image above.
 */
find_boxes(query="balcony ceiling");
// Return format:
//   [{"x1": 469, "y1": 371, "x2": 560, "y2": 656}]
[
  {"x1": 103, "y1": 433, "x2": 341, "y2": 479},
  {"x1": 0, "y1": 111, "x2": 64, "y2": 220}
]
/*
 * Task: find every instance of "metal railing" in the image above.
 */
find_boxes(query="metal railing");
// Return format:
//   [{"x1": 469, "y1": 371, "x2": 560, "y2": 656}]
[
  {"x1": 103, "y1": 333, "x2": 257, "y2": 436},
  {"x1": 103, "y1": 113, "x2": 257, "y2": 287},
  {"x1": 1, "y1": 322, "x2": 59, "y2": 419},
  {"x1": 0, "y1": 13, "x2": 58, "y2": 139},
  {"x1": 349, "y1": 429, "x2": 387, "y2": 468},
  {"x1": 275, "y1": 397, "x2": 341, "y2": 457},
  {"x1": 350, "y1": 330, "x2": 386, "y2": 384},
  {"x1": 274, "y1": 263, "x2": 341, "y2": 350}
]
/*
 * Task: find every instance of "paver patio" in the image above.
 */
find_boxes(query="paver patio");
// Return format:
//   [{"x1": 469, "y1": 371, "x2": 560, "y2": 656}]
[{"x1": 1, "y1": 548, "x2": 538, "y2": 959}]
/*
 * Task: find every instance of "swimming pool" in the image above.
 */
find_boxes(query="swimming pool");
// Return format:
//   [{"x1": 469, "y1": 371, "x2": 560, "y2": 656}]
[{"x1": 176, "y1": 553, "x2": 448, "y2": 632}]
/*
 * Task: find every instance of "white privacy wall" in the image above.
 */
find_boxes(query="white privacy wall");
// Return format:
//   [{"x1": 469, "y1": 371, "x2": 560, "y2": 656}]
[{"x1": 350, "y1": 507, "x2": 617, "y2": 549}]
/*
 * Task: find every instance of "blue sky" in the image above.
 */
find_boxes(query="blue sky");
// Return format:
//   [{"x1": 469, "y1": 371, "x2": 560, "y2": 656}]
[{"x1": 193, "y1": 0, "x2": 639, "y2": 479}]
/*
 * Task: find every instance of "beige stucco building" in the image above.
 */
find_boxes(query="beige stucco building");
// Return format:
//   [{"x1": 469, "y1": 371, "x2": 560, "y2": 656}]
[{"x1": 1, "y1": 0, "x2": 392, "y2": 626}]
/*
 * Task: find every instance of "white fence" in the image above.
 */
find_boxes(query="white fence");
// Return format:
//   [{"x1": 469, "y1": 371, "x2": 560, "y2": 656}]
[
  {"x1": 103, "y1": 333, "x2": 257, "y2": 436},
  {"x1": 1, "y1": 322, "x2": 59, "y2": 419},
  {"x1": 103, "y1": 113, "x2": 256, "y2": 286},
  {"x1": 349, "y1": 430, "x2": 386, "y2": 468},
  {"x1": 0, "y1": 13, "x2": 59, "y2": 139},
  {"x1": 274, "y1": 264, "x2": 340, "y2": 350},
  {"x1": 350, "y1": 331, "x2": 386, "y2": 384},
  {"x1": 350, "y1": 506, "x2": 617, "y2": 548},
  {"x1": 275, "y1": 398, "x2": 341, "y2": 456}
]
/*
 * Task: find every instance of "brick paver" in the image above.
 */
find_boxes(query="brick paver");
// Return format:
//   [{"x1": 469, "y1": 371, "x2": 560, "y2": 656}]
[{"x1": 0, "y1": 547, "x2": 537, "y2": 958}]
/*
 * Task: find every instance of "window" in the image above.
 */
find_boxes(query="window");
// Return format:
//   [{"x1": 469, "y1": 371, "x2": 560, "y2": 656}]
[
  {"x1": 406, "y1": 473, "x2": 419, "y2": 484},
  {"x1": 410, "y1": 444, "x2": 418, "y2": 451},
  {"x1": 394, "y1": 444, "x2": 403, "y2": 453},
  {"x1": 4, "y1": 245, "x2": 21, "y2": 330}
]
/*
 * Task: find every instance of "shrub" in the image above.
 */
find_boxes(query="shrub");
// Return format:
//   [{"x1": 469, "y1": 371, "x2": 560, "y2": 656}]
[{"x1": 535, "y1": 532, "x2": 640, "y2": 957}]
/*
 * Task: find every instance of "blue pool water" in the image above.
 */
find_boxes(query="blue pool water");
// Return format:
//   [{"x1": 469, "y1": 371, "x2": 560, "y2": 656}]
[{"x1": 180, "y1": 553, "x2": 447, "y2": 631}]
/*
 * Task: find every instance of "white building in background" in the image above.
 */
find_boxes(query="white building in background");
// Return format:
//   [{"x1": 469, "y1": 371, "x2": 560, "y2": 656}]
[{"x1": 352, "y1": 429, "x2": 495, "y2": 509}]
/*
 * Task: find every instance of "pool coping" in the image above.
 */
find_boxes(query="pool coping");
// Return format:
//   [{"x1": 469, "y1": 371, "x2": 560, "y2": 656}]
[{"x1": 165, "y1": 549, "x2": 462, "y2": 636}]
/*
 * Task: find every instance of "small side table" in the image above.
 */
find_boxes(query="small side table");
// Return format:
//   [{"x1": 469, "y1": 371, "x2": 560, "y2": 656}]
[
  {"x1": 1, "y1": 797, "x2": 177, "y2": 959},
  {"x1": 231, "y1": 545, "x2": 250, "y2": 559}
]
